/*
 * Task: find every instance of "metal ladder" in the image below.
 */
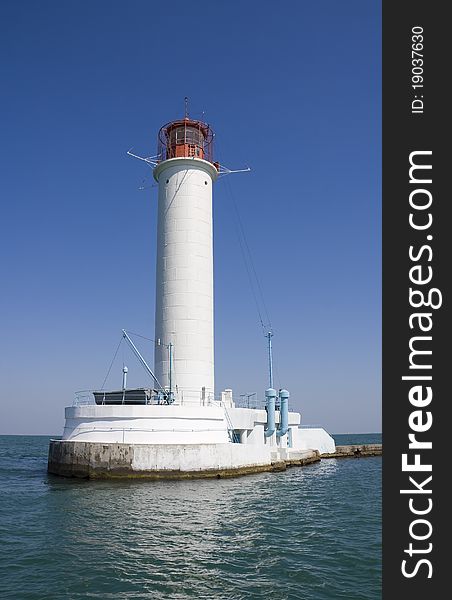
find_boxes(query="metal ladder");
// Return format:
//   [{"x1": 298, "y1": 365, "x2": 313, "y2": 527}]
[{"x1": 223, "y1": 405, "x2": 240, "y2": 443}]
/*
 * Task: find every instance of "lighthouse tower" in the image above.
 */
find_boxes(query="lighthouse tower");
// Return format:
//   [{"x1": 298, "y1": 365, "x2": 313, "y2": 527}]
[
  {"x1": 47, "y1": 109, "x2": 337, "y2": 479},
  {"x1": 153, "y1": 117, "x2": 218, "y2": 406}
]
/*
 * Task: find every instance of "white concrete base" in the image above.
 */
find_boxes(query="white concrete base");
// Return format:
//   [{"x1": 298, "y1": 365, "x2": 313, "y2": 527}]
[
  {"x1": 63, "y1": 405, "x2": 230, "y2": 445},
  {"x1": 48, "y1": 439, "x2": 320, "y2": 479},
  {"x1": 56, "y1": 405, "x2": 335, "y2": 477},
  {"x1": 132, "y1": 442, "x2": 272, "y2": 472}
]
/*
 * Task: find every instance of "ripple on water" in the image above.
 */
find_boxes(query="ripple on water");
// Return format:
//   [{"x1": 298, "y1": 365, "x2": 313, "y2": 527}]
[{"x1": 0, "y1": 436, "x2": 381, "y2": 600}]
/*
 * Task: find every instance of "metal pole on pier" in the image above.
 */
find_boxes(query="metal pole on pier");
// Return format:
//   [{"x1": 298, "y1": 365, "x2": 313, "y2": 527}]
[{"x1": 267, "y1": 331, "x2": 274, "y2": 389}]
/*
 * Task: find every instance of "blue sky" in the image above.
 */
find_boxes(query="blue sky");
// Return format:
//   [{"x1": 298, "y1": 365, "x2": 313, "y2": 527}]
[{"x1": 0, "y1": 0, "x2": 381, "y2": 435}]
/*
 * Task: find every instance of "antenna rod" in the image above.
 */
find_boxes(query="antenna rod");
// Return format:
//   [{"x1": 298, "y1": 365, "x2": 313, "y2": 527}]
[
  {"x1": 184, "y1": 96, "x2": 189, "y2": 118},
  {"x1": 267, "y1": 331, "x2": 274, "y2": 389},
  {"x1": 122, "y1": 329, "x2": 163, "y2": 390}
]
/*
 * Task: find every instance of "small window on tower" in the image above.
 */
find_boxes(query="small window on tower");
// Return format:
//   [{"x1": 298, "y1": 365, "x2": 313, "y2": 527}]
[{"x1": 175, "y1": 128, "x2": 186, "y2": 144}]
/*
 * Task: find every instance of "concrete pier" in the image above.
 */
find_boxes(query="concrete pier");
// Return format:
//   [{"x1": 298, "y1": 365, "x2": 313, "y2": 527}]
[
  {"x1": 48, "y1": 440, "x2": 381, "y2": 481},
  {"x1": 321, "y1": 444, "x2": 382, "y2": 458},
  {"x1": 48, "y1": 439, "x2": 321, "y2": 480}
]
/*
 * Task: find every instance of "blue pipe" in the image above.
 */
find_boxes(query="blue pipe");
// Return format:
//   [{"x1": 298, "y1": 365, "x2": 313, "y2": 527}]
[
  {"x1": 276, "y1": 389, "x2": 289, "y2": 437},
  {"x1": 264, "y1": 388, "x2": 276, "y2": 437}
]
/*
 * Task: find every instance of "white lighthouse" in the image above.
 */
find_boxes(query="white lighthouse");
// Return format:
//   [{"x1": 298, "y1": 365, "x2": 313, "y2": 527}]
[
  {"x1": 48, "y1": 109, "x2": 336, "y2": 479},
  {"x1": 153, "y1": 118, "x2": 218, "y2": 405}
]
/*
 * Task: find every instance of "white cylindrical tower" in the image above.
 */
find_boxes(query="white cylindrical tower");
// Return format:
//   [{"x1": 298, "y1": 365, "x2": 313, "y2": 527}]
[{"x1": 153, "y1": 118, "x2": 219, "y2": 406}]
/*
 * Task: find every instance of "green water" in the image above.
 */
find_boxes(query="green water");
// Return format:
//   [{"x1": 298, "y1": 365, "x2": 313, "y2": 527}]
[{"x1": 0, "y1": 435, "x2": 381, "y2": 599}]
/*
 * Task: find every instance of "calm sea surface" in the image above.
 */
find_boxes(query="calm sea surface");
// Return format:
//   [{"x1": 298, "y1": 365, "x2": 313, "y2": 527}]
[{"x1": 0, "y1": 435, "x2": 381, "y2": 600}]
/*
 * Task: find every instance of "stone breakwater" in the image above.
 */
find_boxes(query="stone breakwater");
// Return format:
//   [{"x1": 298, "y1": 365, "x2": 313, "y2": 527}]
[
  {"x1": 322, "y1": 444, "x2": 382, "y2": 459},
  {"x1": 47, "y1": 441, "x2": 381, "y2": 480},
  {"x1": 47, "y1": 440, "x2": 321, "y2": 480}
]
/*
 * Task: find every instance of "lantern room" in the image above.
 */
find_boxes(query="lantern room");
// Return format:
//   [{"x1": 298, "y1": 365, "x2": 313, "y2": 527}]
[{"x1": 157, "y1": 117, "x2": 214, "y2": 164}]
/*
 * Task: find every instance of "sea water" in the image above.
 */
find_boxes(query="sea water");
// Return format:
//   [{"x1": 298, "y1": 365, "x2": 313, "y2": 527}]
[{"x1": 0, "y1": 435, "x2": 381, "y2": 599}]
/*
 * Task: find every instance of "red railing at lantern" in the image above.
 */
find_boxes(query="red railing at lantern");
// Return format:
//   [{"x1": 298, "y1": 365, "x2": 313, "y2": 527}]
[{"x1": 157, "y1": 118, "x2": 215, "y2": 165}]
